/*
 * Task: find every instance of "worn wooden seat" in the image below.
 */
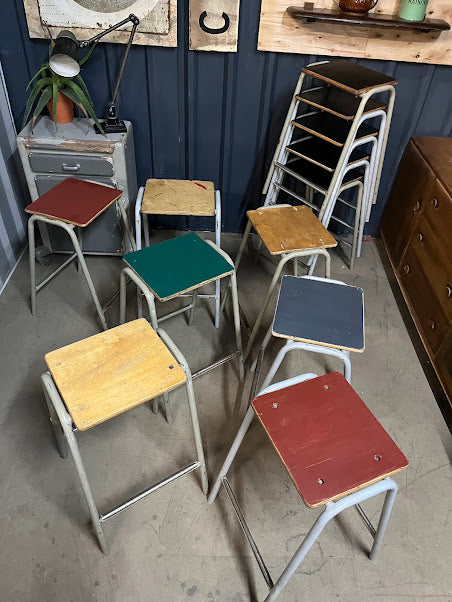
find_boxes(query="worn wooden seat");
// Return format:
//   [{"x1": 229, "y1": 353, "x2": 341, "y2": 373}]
[
  {"x1": 41, "y1": 318, "x2": 208, "y2": 555},
  {"x1": 45, "y1": 319, "x2": 186, "y2": 431},
  {"x1": 302, "y1": 60, "x2": 397, "y2": 95},
  {"x1": 141, "y1": 178, "x2": 215, "y2": 216},
  {"x1": 209, "y1": 370, "x2": 408, "y2": 600}
]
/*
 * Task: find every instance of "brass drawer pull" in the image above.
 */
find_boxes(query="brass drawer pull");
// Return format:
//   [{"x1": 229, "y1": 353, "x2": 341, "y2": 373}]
[
  {"x1": 413, "y1": 200, "x2": 421, "y2": 213},
  {"x1": 447, "y1": 285, "x2": 452, "y2": 298},
  {"x1": 428, "y1": 319, "x2": 436, "y2": 331},
  {"x1": 404, "y1": 264, "x2": 410, "y2": 274},
  {"x1": 431, "y1": 198, "x2": 439, "y2": 209},
  {"x1": 417, "y1": 232, "x2": 423, "y2": 242}
]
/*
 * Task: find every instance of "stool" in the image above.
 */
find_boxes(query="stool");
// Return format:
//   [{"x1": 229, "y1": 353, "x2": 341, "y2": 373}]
[
  {"x1": 230, "y1": 205, "x2": 337, "y2": 362},
  {"x1": 136, "y1": 179, "x2": 222, "y2": 327},
  {"x1": 120, "y1": 232, "x2": 244, "y2": 381},
  {"x1": 253, "y1": 274, "x2": 364, "y2": 388},
  {"x1": 41, "y1": 318, "x2": 208, "y2": 555},
  {"x1": 26, "y1": 178, "x2": 129, "y2": 331},
  {"x1": 208, "y1": 371, "x2": 408, "y2": 601}
]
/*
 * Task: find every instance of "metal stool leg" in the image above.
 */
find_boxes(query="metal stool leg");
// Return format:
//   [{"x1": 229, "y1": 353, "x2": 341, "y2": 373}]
[
  {"x1": 41, "y1": 372, "x2": 109, "y2": 555},
  {"x1": 28, "y1": 216, "x2": 37, "y2": 316},
  {"x1": 220, "y1": 220, "x2": 252, "y2": 314},
  {"x1": 158, "y1": 329, "x2": 209, "y2": 495},
  {"x1": 188, "y1": 289, "x2": 198, "y2": 326},
  {"x1": 214, "y1": 190, "x2": 222, "y2": 329},
  {"x1": 120, "y1": 267, "x2": 159, "y2": 329},
  {"x1": 230, "y1": 270, "x2": 245, "y2": 381}
]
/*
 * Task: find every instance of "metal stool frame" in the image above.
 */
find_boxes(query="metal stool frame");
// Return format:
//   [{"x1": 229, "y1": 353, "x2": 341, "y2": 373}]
[
  {"x1": 208, "y1": 370, "x2": 400, "y2": 601},
  {"x1": 41, "y1": 328, "x2": 208, "y2": 556}
]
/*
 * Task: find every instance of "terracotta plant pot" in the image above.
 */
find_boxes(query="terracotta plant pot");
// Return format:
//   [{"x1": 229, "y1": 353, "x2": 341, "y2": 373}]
[
  {"x1": 46, "y1": 92, "x2": 74, "y2": 124},
  {"x1": 338, "y1": 0, "x2": 378, "y2": 14}
]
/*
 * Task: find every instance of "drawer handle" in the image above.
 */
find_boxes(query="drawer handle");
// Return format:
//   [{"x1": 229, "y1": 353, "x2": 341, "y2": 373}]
[
  {"x1": 417, "y1": 232, "x2": 423, "y2": 242},
  {"x1": 428, "y1": 319, "x2": 436, "y2": 331},
  {"x1": 403, "y1": 264, "x2": 410, "y2": 274},
  {"x1": 62, "y1": 163, "x2": 80, "y2": 172},
  {"x1": 431, "y1": 198, "x2": 439, "y2": 209},
  {"x1": 447, "y1": 285, "x2": 452, "y2": 298},
  {"x1": 413, "y1": 200, "x2": 421, "y2": 213}
]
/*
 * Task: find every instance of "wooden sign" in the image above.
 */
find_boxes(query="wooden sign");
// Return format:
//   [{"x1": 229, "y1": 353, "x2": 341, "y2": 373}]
[
  {"x1": 258, "y1": 0, "x2": 452, "y2": 66},
  {"x1": 189, "y1": 0, "x2": 241, "y2": 52},
  {"x1": 23, "y1": 0, "x2": 178, "y2": 47}
]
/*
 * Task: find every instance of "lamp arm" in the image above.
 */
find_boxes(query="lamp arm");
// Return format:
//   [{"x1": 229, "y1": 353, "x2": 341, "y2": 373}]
[{"x1": 79, "y1": 14, "x2": 139, "y2": 48}]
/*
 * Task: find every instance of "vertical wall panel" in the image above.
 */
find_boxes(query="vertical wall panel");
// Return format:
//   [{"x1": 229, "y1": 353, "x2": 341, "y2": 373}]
[{"x1": 0, "y1": 0, "x2": 450, "y2": 243}]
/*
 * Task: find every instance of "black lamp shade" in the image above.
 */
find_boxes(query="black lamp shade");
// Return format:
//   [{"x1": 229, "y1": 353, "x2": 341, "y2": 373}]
[{"x1": 49, "y1": 30, "x2": 80, "y2": 78}]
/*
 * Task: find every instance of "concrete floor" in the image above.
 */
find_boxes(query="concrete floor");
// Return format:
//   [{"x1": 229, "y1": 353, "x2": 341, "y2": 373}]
[{"x1": 0, "y1": 233, "x2": 451, "y2": 602}]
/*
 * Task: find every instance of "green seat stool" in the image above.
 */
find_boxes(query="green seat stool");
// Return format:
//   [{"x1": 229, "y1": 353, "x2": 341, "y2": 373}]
[{"x1": 120, "y1": 233, "x2": 244, "y2": 407}]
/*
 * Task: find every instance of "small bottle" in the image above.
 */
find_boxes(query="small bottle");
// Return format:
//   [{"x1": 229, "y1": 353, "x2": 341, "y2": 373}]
[{"x1": 398, "y1": 0, "x2": 429, "y2": 22}]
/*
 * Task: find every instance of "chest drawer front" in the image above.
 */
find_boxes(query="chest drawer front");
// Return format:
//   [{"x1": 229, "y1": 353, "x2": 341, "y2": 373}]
[
  {"x1": 423, "y1": 179, "x2": 452, "y2": 254},
  {"x1": 29, "y1": 152, "x2": 114, "y2": 177},
  {"x1": 435, "y1": 329, "x2": 452, "y2": 401},
  {"x1": 410, "y1": 218, "x2": 452, "y2": 323},
  {"x1": 399, "y1": 248, "x2": 449, "y2": 354}
]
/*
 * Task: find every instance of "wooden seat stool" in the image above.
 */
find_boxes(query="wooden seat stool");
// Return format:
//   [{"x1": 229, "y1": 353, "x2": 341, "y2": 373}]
[
  {"x1": 120, "y1": 232, "x2": 244, "y2": 385},
  {"x1": 208, "y1": 371, "x2": 408, "y2": 601},
  {"x1": 226, "y1": 205, "x2": 337, "y2": 363},
  {"x1": 251, "y1": 274, "x2": 364, "y2": 390},
  {"x1": 26, "y1": 178, "x2": 130, "y2": 331},
  {"x1": 136, "y1": 179, "x2": 223, "y2": 327},
  {"x1": 41, "y1": 318, "x2": 208, "y2": 555}
]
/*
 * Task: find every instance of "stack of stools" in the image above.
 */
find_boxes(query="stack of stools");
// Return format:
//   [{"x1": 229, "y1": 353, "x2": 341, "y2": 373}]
[
  {"x1": 263, "y1": 60, "x2": 397, "y2": 268},
  {"x1": 208, "y1": 369, "x2": 409, "y2": 601}
]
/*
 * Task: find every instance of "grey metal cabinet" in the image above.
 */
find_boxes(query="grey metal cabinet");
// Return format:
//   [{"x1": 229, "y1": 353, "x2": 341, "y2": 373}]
[{"x1": 17, "y1": 117, "x2": 137, "y2": 255}]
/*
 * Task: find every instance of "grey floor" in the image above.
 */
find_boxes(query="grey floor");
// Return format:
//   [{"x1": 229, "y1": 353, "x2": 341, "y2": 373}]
[{"x1": 0, "y1": 233, "x2": 451, "y2": 602}]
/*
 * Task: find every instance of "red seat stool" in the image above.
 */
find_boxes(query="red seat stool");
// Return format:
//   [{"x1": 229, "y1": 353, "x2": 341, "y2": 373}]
[
  {"x1": 208, "y1": 371, "x2": 408, "y2": 601},
  {"x1": 26, "y1": 178, "x2": 128, "y2": 330}
]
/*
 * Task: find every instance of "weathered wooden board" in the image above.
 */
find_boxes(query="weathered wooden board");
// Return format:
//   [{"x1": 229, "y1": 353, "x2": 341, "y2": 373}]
[
  {"x1": 189, "y1": 0, "x2": 241, "y2": 52},
  {"x1": 23, "y1": 0, "x2": 177, "y2": 47},
  {"x1": 258, "y1": 0, "x2": 452, "y2": 66}
]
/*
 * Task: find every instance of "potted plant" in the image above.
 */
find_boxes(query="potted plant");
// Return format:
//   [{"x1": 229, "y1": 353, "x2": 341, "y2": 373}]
[{"x1": 22, "y1": 41, "x2": 104, "y2": 134}]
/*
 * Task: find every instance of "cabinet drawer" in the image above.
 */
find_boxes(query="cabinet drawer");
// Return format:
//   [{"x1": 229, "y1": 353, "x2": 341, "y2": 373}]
[
  {"x1": 35, "y1": 175, "x2": 116, "y2": 197},
  {"x1": 399, "y1": 249, "x2": 449, "y2": 354},
  {"x1": 29, "y1": 152, "x2": 113, "y2": 177},
  {"x1": 410, "y1": 218, "x2": 452, "y2": 323},
  {"x1": 424, "y1": 178, "x2": 452, "y2": 254}
]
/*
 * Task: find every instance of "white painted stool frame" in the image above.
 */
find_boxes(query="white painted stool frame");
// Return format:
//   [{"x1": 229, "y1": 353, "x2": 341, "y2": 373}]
[
  {"x1": 135, "y1": 186, "x2": 223, "y2": 328},
  {"x1": 41, "y1": 328, "x2": 208, "y2": 556},
  {"x1": 208, "y1": 370, "x2": 399, "y2": 601},
  {"x1": 120, "y1": 240, "x2": 244, "y2": 382}
]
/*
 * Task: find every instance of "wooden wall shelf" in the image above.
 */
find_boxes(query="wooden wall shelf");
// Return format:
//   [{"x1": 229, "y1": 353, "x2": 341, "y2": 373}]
[{"x1": 287, "y1": 6, "x2": 450, "y2": 33}]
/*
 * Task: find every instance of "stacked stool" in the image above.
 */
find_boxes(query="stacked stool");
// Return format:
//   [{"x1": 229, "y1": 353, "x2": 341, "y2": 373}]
[
  {"x1": 264, "y1": 59, "x2": 397, "y2": 268},
  {"x1": 208, "y1": 370, "x2": 409, "y2": 601},
  {"x1": 41, "y1": 318, "x2": 208, "y2": 555}
]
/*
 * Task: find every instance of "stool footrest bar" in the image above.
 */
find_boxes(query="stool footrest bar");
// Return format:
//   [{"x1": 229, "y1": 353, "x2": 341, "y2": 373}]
[
  {"x1": 222, "y1": 476, "x2": 274, "y2": 590},
  {"x1": 100, "y1": 461, "x2": 200, "y2": 522},
  {"x1": 157, "y1": 303, "x2": 195, "y2": 323},
  {"x1": 192, "y1": 351, "x2": 240, "y2": 380},
  {"x1": 355, "y1": 503, "x2": 376, "y2": 537},
  {"x1": 36, "y1": 253, "x2": 77, "y2": 291}
]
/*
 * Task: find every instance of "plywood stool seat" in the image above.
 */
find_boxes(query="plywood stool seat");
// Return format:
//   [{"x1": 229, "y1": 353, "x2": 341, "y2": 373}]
[
  {"x1": 135, "y1": 179, "x2": 223, "y2": 328},
  {"x1": 26, "y1": 178, "x2": 129, "y2": 331},
  {"x1": 208, "y1": 371, "x2": 408, "y2": 601},
  {"x1": 120, "y1": 233, "x2": 244, "y2": 384},
  {"x1": 230, "y1": 205, "x2": 337, "y2": 364},
  {"x1": 41, "y1": 318, "x2": 208, "y2": 554}
]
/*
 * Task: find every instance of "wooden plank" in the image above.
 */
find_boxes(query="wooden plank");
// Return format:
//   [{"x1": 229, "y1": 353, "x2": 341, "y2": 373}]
[
  {"x1": 45, "y1": 319, "x2": 186, "y2": 431},
  {"x1": 142, "y1": 178, "x2": 215, "y2": 215},
  {"x1": 297, "y1": 87, "x2": 387, "y2": 120},
  {"x1": 258, "y1": 0, "x2": 452, "y2": 66},
  {"x1": 189, "y1": 0, "x2": 241, "y2": 52},
  {"x1": 123, "y1": 232, "x2": 233, "y2": 301},
  {"x1": 23, "y1": 0, "x2": 178, "y2": 47},
  {"x1": 25, "y1": 178, "x2": 122, "y2": 227},
  {"x1": 286, "y1": 137, "x2": 369, "y2": 172},
  {"x1": 252, "y1": 372, "x2": 409, "y2": 508},
  {"x1": 247, "y1": 206, "x2": 337, "y2": 255},
  {"x1": 272, "y1": 275, "x2": 365, "y2": 352}
]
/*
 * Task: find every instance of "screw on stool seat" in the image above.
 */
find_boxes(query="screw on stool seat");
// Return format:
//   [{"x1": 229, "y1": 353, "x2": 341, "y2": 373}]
[
  {"x1": 26, "y1": 178, "x2": 131, "y2": 330},
  {"x1": 41, "y1": 318, "x2": 208, "y2": 555},
  {"x1": 208, "y1": 371, "x2": 408, "y2": 601}
]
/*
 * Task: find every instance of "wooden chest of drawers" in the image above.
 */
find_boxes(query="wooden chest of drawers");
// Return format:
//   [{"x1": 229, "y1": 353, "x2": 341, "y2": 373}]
[{"x1": 381, "y1": 136, "x2": 452, "y2": 408}]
